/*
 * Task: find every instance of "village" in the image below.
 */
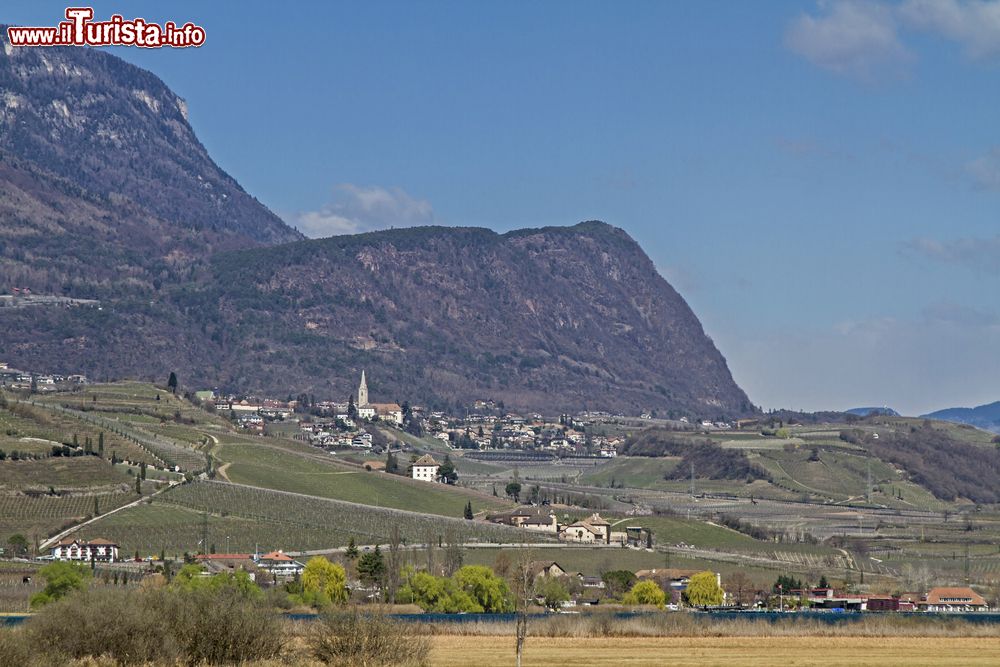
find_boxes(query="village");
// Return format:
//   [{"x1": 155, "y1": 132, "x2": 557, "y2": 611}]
[{"x1": 3, "y1": 363, "x2": 998, "y2": 618}]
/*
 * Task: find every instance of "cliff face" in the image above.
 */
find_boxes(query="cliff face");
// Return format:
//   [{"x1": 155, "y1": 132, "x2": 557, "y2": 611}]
[
  {"x1": 187, "y1": 222, "x2": 753, "y2": 415},
  {"x1": 0, "y1": 38, "x2": 750, "y2": 416}
]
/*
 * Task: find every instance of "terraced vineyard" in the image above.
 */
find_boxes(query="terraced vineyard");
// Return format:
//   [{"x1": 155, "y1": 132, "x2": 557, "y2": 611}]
[
  {"x1": 79, "y1": 481, "x2": 546, "y2": 554},
  {"x1": 0, "y1": 488, "x2": 138, "y2": 539},
  {"x1": 0, "y1": 401, "x2": 155, "y2": 465},
  {"x1": 29, "y1": 402, "x2": 208, "y2": 471}
]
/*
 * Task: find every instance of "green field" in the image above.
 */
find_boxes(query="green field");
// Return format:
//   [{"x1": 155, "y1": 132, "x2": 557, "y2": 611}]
[
  {"x1": 79, "y1": 481, "x2": 544, "y2": 555},
  {"x1": 580, "y1": 457, "x2": 680, "y2": 489},
  {"x1": 216, "y1": 441, "x2": 510, "y2": 517}
]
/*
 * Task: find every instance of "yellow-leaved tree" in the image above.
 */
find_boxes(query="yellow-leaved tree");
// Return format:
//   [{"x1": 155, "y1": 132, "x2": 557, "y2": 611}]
[
  {"x1": 683, "y1": 571, "x2": 724, "y2": 608},
  {"x1": 621, "y1": 580, "x2": 666, "y2": 608},
  {"x1": 300, "y1": 556, "x2": 349, "y2": 606}
]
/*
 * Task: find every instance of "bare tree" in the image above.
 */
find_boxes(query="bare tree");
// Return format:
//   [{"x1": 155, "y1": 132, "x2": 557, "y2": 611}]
[
  {"x1": 424, "y1": 529, "x2": 436, "y2": 575},
  {"x1": 385, "y1": 525, "x2": 403, "y2": 604},
  {"x1": 443, "y1": 529, "x2": 463, "y2": 577},
  {"x1": 725, "y1": 571, "x2": 754, "y2": 608},
  {"x1": 508, "y1": 547, "x2": 536, "y2": 667}
]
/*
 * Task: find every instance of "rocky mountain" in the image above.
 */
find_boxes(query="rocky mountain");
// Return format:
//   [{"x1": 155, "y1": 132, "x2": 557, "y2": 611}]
[
  {"x1": 0, "y1": 38, "x2": 752, "y2": 416},
  {"x1": 186, "y1": 222, "x2": 753, "y2": 414},
  {"x1": 0, "y1": 31, "x2": 301, "y2": 296},
  {"x1": 922, "y1": 402, "x2": 1000, "y2": 434}
]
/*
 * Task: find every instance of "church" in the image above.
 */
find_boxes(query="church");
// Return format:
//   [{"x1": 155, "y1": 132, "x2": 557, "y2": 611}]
[{"x1": 354, "y1": 370, "x2": 403, "y2": 425}]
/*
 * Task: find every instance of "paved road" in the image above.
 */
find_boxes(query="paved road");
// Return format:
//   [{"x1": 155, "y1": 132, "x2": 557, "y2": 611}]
[{"x1": 38, "y1": 479, "x2": 181, "y2": 550}]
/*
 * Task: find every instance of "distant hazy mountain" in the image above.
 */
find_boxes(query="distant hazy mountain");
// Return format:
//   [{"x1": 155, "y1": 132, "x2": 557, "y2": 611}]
[
  {"x1": 922, "y1": 402, "x2": 1000, "y2": 434},
  {"x1": 0, "y1": 33, "x2": 753, "y2": 415},
  {"x1": 846, "y1": 407, "x2": 901, "y2": 417}
]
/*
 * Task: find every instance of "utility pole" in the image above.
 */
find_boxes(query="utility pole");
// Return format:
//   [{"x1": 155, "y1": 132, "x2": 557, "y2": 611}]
[
  {"x1": 866, "y1": 458, "x2": 872, "y2": 504},
  {"x1": 690, "y1": 460, "x2": 695, "y2": 497},
  {"x1": 201, "y1": 512, "x2": 208, "y2": 555}
]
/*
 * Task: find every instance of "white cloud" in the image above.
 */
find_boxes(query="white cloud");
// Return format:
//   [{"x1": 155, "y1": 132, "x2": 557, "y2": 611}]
[
  {"x1": 966, "y1": 148, "x2": 1000, "y2": 190},
  {"x1": 288, "y1": 184, "x2": 434, "y2": 238},
  {"x1": 785, "y1": 1, "x2": 912, "y2": 80},
  {"x1": 899, "y1": 0, "x2": 1000, "y2": 58},
  {"x1": 904, "y1": 234, "x2": 1000, "y2": 274},
  {"x1": 787, "y1": 1, "x2": 1000, "y2": 79}
]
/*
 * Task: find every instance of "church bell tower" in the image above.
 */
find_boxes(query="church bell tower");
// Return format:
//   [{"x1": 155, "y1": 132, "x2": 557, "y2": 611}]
[{"x1": 357, "y1": 370, "x2": 369, "y2": 407}]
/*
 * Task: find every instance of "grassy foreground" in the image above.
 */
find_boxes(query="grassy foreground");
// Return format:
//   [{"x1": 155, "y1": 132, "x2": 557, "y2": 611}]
[{"x1": 427, "y1": 636, "x2": 1000, "y2": 667}]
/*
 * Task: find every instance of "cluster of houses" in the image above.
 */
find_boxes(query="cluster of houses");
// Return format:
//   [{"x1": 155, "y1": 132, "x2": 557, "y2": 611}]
[
  {"x1": 425, "y1": 411, "x2": 621, "y2": 457},
  {"x1": 193, "y1": 369, "x2": 766, "y2": 458},
  {"x1": 777, "y1": 585, "x2": 990, "y2": 613},
  {"x1": 0, "y1": 362, "x2": 88, "y2": 392},
  {"x1": 486, "y1": 508, "x2": 651, "y2": 546},
  {"x1": 202, "y1": 371, "x2": 403, "y2": 436},
  {"x1": 200, "y1": 371, "x2": 626, "y2": 457},
  {"x1": 194, "y1": 550, "x2": 305, "y2": 579},
  {"x1": 46, "y1": 538, "x2": 306, "y2": 580}
]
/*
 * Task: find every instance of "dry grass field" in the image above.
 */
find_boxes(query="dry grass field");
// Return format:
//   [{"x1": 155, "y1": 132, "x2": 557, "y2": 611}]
[{"x1": 428, "y1": 636, "x2": 1000, "y2": 667}]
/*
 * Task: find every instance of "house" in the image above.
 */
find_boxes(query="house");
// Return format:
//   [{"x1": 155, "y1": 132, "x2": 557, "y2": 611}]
[
  {"x1": 487, "y1": 507, "x2": 539, "y2": 527},
  {"x1": 487, "y1": 507, "x2": 561, "y2": 533},
  {"x1": 255, "y1": 550, "x2": 304, "y2": 577},
  {"x1": 520, "y1": 512, "x2": 559, "y2": 534},
  {"x1": 865, "y1": 596, "x2": 898, "y2": 612},
  {"x1": 920, "y1": 587, "x2": 989, "y2": 612},
  {"x1": 371, "y1": 403, "x2": 404, "y2": 425},
  {"x1": 529, "y1": 561, "x2": 567, "y2": 579},
  {"x1": 411, "y1": 454, "x2": 440, "y2": 482},
  {"x1": 560, "y1": 513, "x2": 611, "y2": 544},
  {"x1": 50, "y1": 538, "x2": 119, "y2": 562}
]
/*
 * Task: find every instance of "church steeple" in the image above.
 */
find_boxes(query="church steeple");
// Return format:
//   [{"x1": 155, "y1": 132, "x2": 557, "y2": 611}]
[{"x1": 358, "y1": 370, "x2": 369, "y2": 407}]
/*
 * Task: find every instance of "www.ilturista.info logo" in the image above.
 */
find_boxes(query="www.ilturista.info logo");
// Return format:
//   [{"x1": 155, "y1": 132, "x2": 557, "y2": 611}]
[{"x1": 6, "y1": 7, "x2": 205, "y2": 48}]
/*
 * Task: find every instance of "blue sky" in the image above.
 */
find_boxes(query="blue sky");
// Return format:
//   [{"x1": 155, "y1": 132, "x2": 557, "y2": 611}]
[{"x1": 6, "y1": 1, "x2": 1000, "y2": 414}]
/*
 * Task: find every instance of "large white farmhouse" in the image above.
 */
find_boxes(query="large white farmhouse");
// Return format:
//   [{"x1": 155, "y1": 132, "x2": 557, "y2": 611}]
[
  {"x1": 50, "y1": 538, "x2": 119, "y2": 562},
  {"x1": 411, "y1": 454, "x2": 439, "y2": 482}
]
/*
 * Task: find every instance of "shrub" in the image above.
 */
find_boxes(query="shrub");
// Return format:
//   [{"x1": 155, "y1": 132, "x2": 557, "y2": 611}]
[
  {"x1": 621, "y1": 580, "x2": 666, "y2": 608},
  {"x1": 310, "y1": 607, "x2": 430, "y2": 666},
  {"x1": 0, "y1": 628, "x2": 39, "y2": 667},
  {"x1": 401, "y1": 571, "x2": 481, "y2": 613},
  {"x1": 162, "y1": 587, "x2": 283, "y2": 664},
  {"x1": 454, "y1": 565, "x2": 513, "y2": 613},
  {"x1": 22, "y1": 586, "x2": 282, "y2": 665},
  {"x1": 29, "y1": 561, "x2": 91, "y2": 608},
  {"x1": 24, "y1": 588, "x2": 175, "y2": 664}
]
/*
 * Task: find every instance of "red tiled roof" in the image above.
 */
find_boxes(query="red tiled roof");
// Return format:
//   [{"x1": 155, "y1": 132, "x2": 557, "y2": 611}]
[
  {"x1": 924, "y1": 587, "x2": 987, "y2": 606},
  {"x1": 55, "y1": 538, "x2": 117, "y2": 547}
]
